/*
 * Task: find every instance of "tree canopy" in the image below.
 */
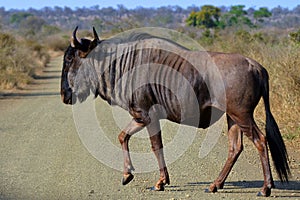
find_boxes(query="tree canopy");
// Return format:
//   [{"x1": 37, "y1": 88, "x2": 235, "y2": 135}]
[
  {"x1": 186, "y1": 5, "x2": 221, "y2": 28},
  {"x1": 253, "y1": 7, "x2": 272, "y2": 22}
]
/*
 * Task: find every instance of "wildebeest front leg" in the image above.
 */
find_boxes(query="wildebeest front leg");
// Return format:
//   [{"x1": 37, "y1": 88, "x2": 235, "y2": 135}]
[
  {"x1": 147, "y1": 120, "x2": 170, "y2": 191},
  {"x1": 118, "y1": 119, "x2": 145, "y2": 185}
]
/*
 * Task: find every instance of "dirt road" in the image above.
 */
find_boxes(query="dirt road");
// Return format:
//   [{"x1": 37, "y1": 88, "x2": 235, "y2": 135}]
[{"x1": 0, "y1": 57, "x2": 299, "y2": 200}]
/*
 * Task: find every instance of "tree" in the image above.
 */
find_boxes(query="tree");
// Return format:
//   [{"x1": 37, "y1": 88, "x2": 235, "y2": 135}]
[
  {"x1": 186, "y1": 11, "x2": 197, "y2": 27},
  {"x1": 186, "y1": 5, "x2": 221, "y2": 28},
  {"x1": 271, "y1": 6, "x2": 289, "y2": 17},
  {"x1": 10, "y1": 12, "x2": 33, "y2": 24},
  {"x1": 229, "y1": 5, "x2": 247, "y2": 17},
  {"x1": 253, "y1": 7, "x2": 272, "y2": 23},
  {"x1": 117, "y1": 4, "x2": 128, "y2": 17},
  {"x1": 219, "y1": 5, "x2": 253, "y2": 28},
  {"x1": 292, "y1": 5, "x2": 300, "y2": 14},
  {"x1": 20, "y1": 16, "x2": 46, "y2": 37}
]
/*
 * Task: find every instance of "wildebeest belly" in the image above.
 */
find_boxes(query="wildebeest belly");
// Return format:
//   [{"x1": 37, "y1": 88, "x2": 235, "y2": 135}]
[
  {"x1": 152, "y1": 87, "x2": 224, "y2": 129},
  {"x1": 166, "y1": 104, "x2": 224, "y2": 129}
]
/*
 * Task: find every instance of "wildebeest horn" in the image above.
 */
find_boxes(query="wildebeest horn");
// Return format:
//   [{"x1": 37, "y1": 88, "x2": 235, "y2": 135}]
[
  {"x1": 71, "y1": 26, "x2": 82, "y2": 48},
  {"x1": 93, "y1": 27, "x2": 100, "y2": 41}
]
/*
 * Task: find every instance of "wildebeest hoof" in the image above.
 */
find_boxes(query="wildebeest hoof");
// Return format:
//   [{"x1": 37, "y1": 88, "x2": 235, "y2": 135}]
[
  {"x1": 257, "y1": 189, "x2": 271, "y2": 197},
  {"x1": 257, "y1": 191, "x2": 266, "y2": 197},
  {"x1": 150, "y1": 185, "x2": 165, "y2": 191},
  {"x1": 122, "y1": 173, "x2": 134, "y2": 185},
  {"x1": 205, "y1": 188, "x2": 218, "y2": 193},
  {"x1": 257, "y1": 186, "x2": 271, "y2": 197},
  {"x1": 205, "y1": 184, "x2": 218, "y2": 193}
]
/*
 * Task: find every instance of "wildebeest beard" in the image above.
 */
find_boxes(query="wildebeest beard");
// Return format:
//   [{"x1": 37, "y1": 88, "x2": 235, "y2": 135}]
[{"x1": 72, "y1": 58, "x2": 99, "y2": 103}]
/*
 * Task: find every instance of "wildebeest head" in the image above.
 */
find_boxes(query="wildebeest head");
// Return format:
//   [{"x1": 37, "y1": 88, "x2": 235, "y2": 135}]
[{"x1": 61, "y1": 27, "x2": 100, "y2": 104}]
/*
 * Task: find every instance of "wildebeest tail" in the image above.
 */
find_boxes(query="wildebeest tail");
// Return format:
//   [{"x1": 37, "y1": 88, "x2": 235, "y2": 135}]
[{"x1": 261, "y1": 68, "x2": 290, "y2": 182}]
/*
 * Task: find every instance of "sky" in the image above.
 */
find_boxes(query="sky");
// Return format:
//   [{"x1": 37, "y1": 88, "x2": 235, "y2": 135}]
[{"x1": 1, "y1": 0, "x2": 299, "y2": 10}]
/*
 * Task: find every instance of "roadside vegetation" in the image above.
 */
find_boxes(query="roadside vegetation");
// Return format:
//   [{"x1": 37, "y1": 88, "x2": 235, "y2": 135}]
[
  {"x1": 0, "y1": 32, "x2": 50, "y2": 89},
  {"x1": 0, "y1": 4, "x2": 299, "y2": 143}
]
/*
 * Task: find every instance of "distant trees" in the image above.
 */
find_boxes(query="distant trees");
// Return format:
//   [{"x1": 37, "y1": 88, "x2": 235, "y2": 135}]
[
  {"x1": 186, "y1": 5, "x2": 273, "y2": 29},
  {"x1": 0, "y1": 4, "x2": 299, "y2": 33},
  {"x1": 10, "y1": 12, "x2": 45, "y2": 35},
  {"x1": 10, "y1": 12, "x2": 33, "y2": 24},
  {"x1": 20, "y1": 16, "x2": 46, "y2": 36}
]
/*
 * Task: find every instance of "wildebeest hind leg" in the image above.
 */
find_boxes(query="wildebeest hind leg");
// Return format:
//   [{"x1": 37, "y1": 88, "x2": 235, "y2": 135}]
[
  {"x1": 208, "y1": 114, "x2": 243, "y2": 193},
  {"x1": 245, "y1": 121, "x2": 274, "y2": 197},
  {"x1": 118, "y1": 119, "x2": 145, "y2": 185},
  {"x1": 147, "y1": 120, "x2": 169, "y2": 191}
]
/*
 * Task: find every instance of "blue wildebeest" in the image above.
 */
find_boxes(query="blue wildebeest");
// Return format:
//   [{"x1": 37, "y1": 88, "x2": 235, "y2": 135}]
[{"x1": 60, "y1": 27, "x2": 290, "y2": 197}]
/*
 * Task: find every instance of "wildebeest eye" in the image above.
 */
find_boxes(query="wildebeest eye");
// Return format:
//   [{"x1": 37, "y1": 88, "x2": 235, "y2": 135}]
[{"x1": 65, "y1": 55, "x2": 73, "y2": 62}]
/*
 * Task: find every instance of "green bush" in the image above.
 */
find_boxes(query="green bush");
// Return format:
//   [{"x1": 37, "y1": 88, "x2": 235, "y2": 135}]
[{"x1": 289, "y1": 29, "x2": 300, "y2": 44}]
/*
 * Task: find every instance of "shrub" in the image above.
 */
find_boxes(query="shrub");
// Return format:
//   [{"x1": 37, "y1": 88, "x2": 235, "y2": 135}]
[
  {"x1": 0, "y1": 32, "x2": 49, "y2": 89},
  {"x1": 44, "y1": 34, "x2": 70, "y2": 51},
  {"x1": 289, "y1": 29, "x2": 300, "y2": 44}
]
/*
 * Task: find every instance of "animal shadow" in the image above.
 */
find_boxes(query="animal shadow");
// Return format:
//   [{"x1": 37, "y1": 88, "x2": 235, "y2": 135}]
[{"x1": 179, "y1": 180, "x2": 300, "y2": 197}]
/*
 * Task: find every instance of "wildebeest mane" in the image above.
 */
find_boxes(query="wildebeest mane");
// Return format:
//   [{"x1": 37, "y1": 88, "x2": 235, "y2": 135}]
[{"x1": 101, "y1": 32, "x2": 189, "y2": 50}]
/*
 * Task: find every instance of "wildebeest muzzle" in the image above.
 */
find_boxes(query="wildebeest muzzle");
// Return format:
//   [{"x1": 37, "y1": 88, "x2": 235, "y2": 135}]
[{"x1": 61, "y1": 87, "x2": 77, "y2": 105}]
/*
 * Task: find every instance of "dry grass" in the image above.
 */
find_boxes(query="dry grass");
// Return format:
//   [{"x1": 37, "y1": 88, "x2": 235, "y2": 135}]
[
  {"x1": 0, "y1": 32, "x2": 50, "y2": 89},
  {"x1": 43, "y1": 33, "x2": 70, "y2": 51}
]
